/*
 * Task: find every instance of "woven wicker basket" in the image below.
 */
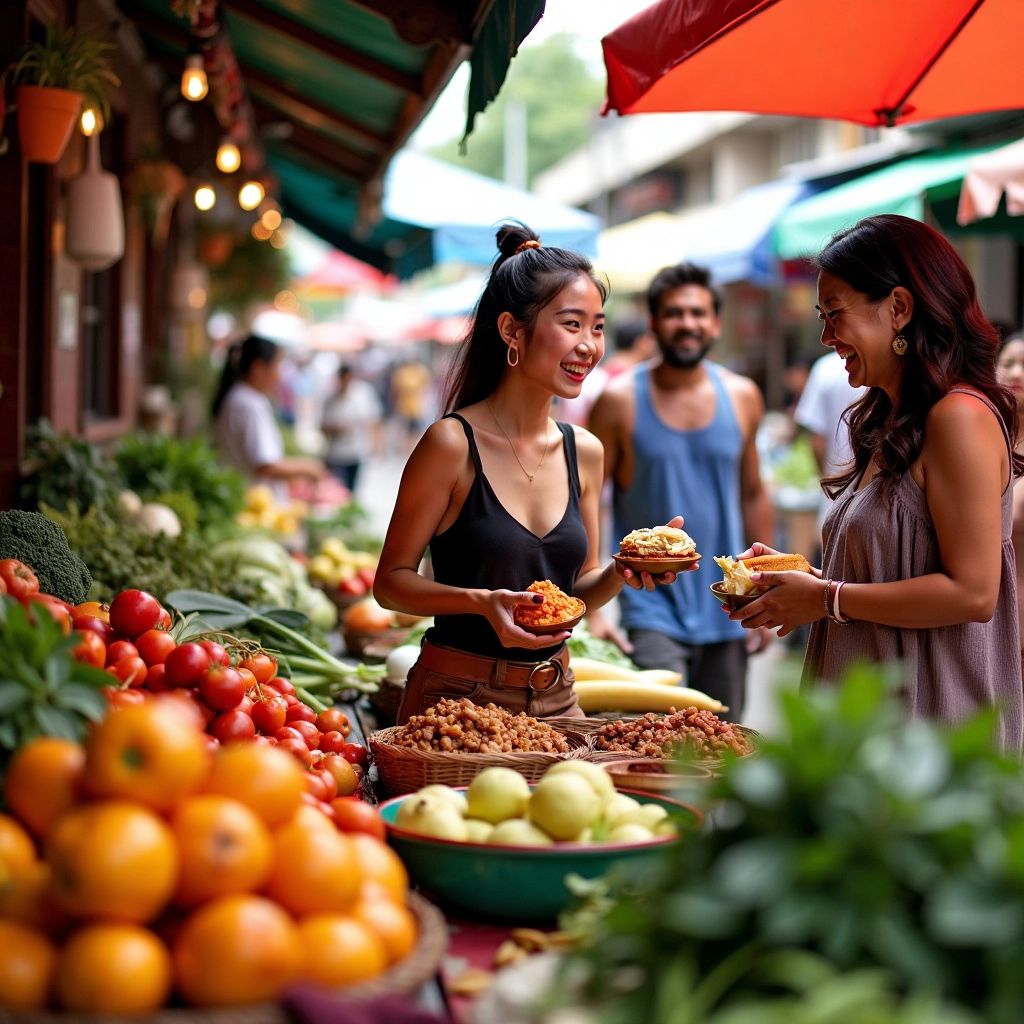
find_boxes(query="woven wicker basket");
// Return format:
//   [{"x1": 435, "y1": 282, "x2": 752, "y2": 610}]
[
  {"x1": 370, "y1": 726, "x2": 590, "y2": 797},
  {"x1": 584, "y1": 724, "x2": 762, "y2": 772},
  {"x1": 0, "y1": 893, "x2": 447, "y2": 1024}
]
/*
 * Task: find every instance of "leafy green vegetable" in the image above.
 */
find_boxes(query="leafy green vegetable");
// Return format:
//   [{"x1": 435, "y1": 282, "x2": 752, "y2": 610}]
[
  {"x1": 567, "y1": 620, "x2": 637, "y2": 669},
  {"x1": 0, "y1": 509, "x2": 92, "y2": 604},
  {"x1": 0, "y1": 595, "x2": 111, "y2": 771},
  {"x1": 558, "y1": 664, "x2": 1024, "y2": 1023}
]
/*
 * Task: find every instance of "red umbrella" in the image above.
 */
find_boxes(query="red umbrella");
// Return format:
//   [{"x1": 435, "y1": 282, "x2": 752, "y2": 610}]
[
  {"x1": 603, "y1": 0, "x2": 1024, "y2": 127},
  {"x1": 294, "y1": 250, "x2": 394, "y2": 296}
]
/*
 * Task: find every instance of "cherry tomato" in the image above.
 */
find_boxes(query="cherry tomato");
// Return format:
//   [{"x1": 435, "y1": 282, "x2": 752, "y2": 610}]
[
  {"x1": 103, "y1": 686, "x2": 146, "y2": 707},
  {"x1": 282, "y1": 694, "x2": 299, "y2": 707},
  {"x1": 72, "y1": 614, "x2": 113, "y2": 644},
  {"x1": 233, "y1": 694, "x2": 254, "y2": 716},
  {"x1": 107, "y1": 656, "x2": 148, "y2": 688},
  {"x1": 165, "y1": 642, "x2": 212, "y2": 689},
  {"x1": 330, "y1": 798, "x2": 386, "y2": 840},
  {"x1": 252, "y1": 696, "x2": 288, "y2": 735},
  {"x1": 105, "y1": 640, "x2": 139, "y2": 666},
  {"x1": 291, "y1": 721, "x2": 321, "y2": 750},
  {"x1": 340, "y1": 742, "x2": 369, "y2": 768},
  {"x1": 134, "y1": 629, "x2": 177, "y2": 666},
  {"x1": 285, "y1": 702, "x2": 316, "y2": 726},
  {"x1": 269, "y1": 676, "x2": 295, "y2": 697},
  {"x1": 252, "y1": 682, "x2": 279, "y2": 699},
  {"x1": 315, "y1": 708, "x2": 352, "y2": 736},
  {"x1": 199, "y1": 665, "x2": 246, "y2": 711},
  {"x1": 72, "y1": 629, "x2": 106, "y2": 668},
  {"x1": 237, "y1": 667, "x2": 258, "y2": 690},
  {"x1": 0, "y1": 576, "x2": 6, "y2": 595},
  {"x1": 210, "y1": 709, "x2": 256, "y2": 743},
  {"x1": 157, "y1": 607, "x2": 172, "y2": 630},
  {"x1": 274, "y1": 726, "x2": 305, "y2": 745},
  {"x1": 305, "y1": 768, "x2": 338, "y2": 802},
  {"x1": 277, "y1": 737, "x2": 313, "y2": 768},
  {"x1": 0, "y1": 559, "x2": 39, "y2": 601},
  {"x1": 108, "y1": 589, "x2": 164, "y2": 638},
  {"x1": 197, "y1": 639, "x2": 230, "y2": 667},
  {"x1": 145, "y1": 663, "x2": 170, "y2": 692},
  {"x1": 318, "y1": 730, "x2": 348, "y2": 754},
  {"x1": 320, "y1": 753, "x2": 359, "y2": 796},
  {"x1": 28, "y1": 595, "x2": 72, "y2": 634},
  {"x1": 238, "y1": 653, "x2": 278, "y2": 685}
]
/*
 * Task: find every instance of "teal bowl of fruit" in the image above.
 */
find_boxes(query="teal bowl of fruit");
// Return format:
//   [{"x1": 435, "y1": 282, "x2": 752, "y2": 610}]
[{"x1": 378, "y1": 787, "x2": 702, "y2": 922}]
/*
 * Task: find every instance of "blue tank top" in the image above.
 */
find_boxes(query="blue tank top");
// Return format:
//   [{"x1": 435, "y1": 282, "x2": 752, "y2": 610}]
[
  {"x1": 427, "y1": 414, "x2": 589, "y2": 659},
  {"x1": 614, "y1": 364, "x2": 746, "y2": 644}
]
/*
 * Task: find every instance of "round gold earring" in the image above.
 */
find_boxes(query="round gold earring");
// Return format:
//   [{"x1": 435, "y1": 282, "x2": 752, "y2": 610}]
[
  {"x1": 892, "y1": 334, "x2": 908, "y2": 356},
  {"x1": 506, "y1": 345, "x2": 519, "y2": 367}
]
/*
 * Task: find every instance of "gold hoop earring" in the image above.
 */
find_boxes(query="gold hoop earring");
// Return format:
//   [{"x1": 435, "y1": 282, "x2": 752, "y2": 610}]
[
  {"x1": 506, "y1": 345, "x2": 519, "y2": 367},
  {"x1": 892, "y1": 334, "x2": 908, "y2": 356}
]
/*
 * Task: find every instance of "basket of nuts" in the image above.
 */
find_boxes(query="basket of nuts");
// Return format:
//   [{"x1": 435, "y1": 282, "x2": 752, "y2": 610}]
[
  {"x1": 369, "y1": 698, "x2": 590, "y2": 797},
  {"x1": 585, "y1": 708, "x2": 759, "y2": 771}
]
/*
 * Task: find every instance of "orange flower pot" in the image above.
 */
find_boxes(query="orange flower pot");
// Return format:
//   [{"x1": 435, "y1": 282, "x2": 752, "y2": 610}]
[{"x1": 16, "y1": 85, "x2": 82, "y2": 164}]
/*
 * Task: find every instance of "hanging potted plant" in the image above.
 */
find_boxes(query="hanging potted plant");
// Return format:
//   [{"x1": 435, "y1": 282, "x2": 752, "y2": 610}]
[{"x1": 9, "y1": 21, "x2": 120, "y2": 164}]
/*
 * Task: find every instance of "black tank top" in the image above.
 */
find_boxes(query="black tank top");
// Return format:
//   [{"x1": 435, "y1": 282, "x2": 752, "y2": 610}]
[{"x1": 427, "y1": 413, "x2": 589, "y2": 659}]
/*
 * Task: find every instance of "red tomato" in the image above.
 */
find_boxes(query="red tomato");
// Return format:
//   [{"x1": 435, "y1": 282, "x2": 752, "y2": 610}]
[
  {"x1": 145, "y1": 663, "x2": 170, "y2": 692},
  {"x1": 199, "y1": 665, "x2": 246, "y2": 711},
  {"x1": 105, "y1": 640, "x2": 139, "y2": 666},
  {"x1": 340, "y1": 742, "x2": 369, "y2": 768},
  {"x1": 72, "y1": 629, "x2": 106, "y2": 668},
  {"x1": 315, "y1": 709, "x2": 352, "y2": 736},
  {"x1": 285, "y1": 703, "x2": 316, "y2": 726},
  {"x1": 197, "y1": 639, "x2": 230, "y2": 667},
  {"x1": 134, "y1": 629, "x2": 177, "y2": 667},
  {"x1": 282, "y1": 694, "x2": 299, "y2": 707},
  {"x1": 277, "y1": 737, "x2": 313, "y2": 768},
  {"x1": 107, "y1": 655, "x2": 148, "y2": 688},
  {"x1": 273, "y1": 726, "x2": 305, "y2": 745},
  {"x1": 305, "y1": 768, "x2": 338, "y2": 803},
  {"x1": 237, "y1": 667, "x2": 258, "y2": 691},
  {"x1": 165, "y1": 643, "x2": 212, "y2": 689},
  {"x1": 0, "y1": 559, "x2": 39, "y2": 601},
  {"x1": 102, "y1": 686, "x2": 146, "y2": 707},
  {"x1": 269, "y1": 677, "x2": 295, "y2": 697},
  {"x1": 29, "y1": 595, "x2": 72, "y2": 634},
  {"x1": 71, "y1": 614, "x2": 113, "y2": 645},
  {"x1": 233, "y1": 694, "x2": 254, "y2": 716},
  {"x1": 0, "y1": 576, "x2": 6, "y2": 595},
  {"x1": 209, "y1": 709, "x2": 256, "y2": 743},
  {"x1": 330, "y1": 798, "x2": 386, "y2": 840},
  {"x1": 253, "y1": 683, "x2": 280, "y2": 699},
  {"x1": 252, "y1": 697, "x2": 288, "y2": 735},
  {"x1": 291, "y1": 721, "x2": 321, "y2": 750},
  {"x1": 157, "y1": 607, "x2": 172, "y2": 630},
  {"x1": 238, "y1": 653, "x2": 278, "y2": 685},
  {"x1": 318, "y1": 730, "x2": 348, "y2": 754},
  {"x1": 108, "y1": 589, "x2": 163, "y2": 638},
  {"x1": 189, "y1": 691, "x2": 218, "y2": 726}
]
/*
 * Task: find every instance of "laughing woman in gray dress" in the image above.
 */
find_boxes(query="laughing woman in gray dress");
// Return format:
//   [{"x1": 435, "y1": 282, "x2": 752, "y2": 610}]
[{"x1": 730, "y1": 215, "x2": 1023, "y2": 751}]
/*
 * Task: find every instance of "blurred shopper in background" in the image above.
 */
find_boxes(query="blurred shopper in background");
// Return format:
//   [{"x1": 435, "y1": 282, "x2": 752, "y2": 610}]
[
  {"x1": 389, "y1": 359, "x2": 433, "y2": 454},
  {"x1": 374, "y1": 222, "x2": 684, "y2": 725},
  {"x1": 588, "y1": 262, "x2": 773, "y2": 719},
  {"x1": 321, "y1": 363, "x2": 383, "y2": 494},
  {"x1": 731, "y1": 215, "x2": 1023, "y2": 751},
  {"x1": 211, "y1": 334, "x2": 326, "y2": 488},
  {"x1": 997, "y1": 332, "x2": 1024, "y2": 679}
]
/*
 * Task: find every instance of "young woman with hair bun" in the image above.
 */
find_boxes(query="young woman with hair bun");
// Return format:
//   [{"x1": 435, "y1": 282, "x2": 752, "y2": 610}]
[{"x1": 374, "y1": 222, "x2": 687, "y2": 723}]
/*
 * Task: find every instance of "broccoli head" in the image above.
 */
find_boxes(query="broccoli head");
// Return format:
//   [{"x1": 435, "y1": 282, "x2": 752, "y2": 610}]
[{"x1": 0, "y1": 509, "x2": 92, "y2": 605}]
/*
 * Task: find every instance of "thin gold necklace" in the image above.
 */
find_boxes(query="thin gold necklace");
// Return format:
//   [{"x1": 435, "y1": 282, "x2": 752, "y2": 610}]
[{"x1": 487, "y1": 400, "x2": 551, "y2": 484}]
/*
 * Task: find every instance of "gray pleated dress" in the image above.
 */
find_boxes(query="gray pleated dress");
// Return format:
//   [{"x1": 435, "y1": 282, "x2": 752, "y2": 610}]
[{"x1": 802, "y1": 388, "x2": 1023, "y2": 752}]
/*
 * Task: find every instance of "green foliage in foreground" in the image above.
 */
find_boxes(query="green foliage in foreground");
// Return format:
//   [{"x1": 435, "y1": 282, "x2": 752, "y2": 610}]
[{"x1": 560, "y1": 665, "x2": 1024, "y2": 1023}]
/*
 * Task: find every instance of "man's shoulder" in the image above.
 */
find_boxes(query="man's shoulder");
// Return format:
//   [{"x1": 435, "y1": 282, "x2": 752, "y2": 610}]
[
  {"x1": 591, "y1": 367, "x2": 639, "y2": 410},
  {"x1": 711, "y1": 361, "x2": 763, "y2": 403}
]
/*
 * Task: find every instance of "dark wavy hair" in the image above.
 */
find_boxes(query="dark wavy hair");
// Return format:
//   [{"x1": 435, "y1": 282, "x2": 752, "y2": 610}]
[
  {"x1": 210, "y1": 334, "x2": 280, "y2": 419},
  {"x1": 443, "y1": 221, "x2": 608, "y2": 412},
  {"x1": 647, "y1": 261, "x2": 722, "y2": 316},
  {"x1": 817, "y1": 215, "x2": 1021, "y2": 498}
]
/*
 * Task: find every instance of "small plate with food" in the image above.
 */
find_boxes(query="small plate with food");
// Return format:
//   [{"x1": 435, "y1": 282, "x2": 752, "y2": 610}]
[
  {"x1": 514, "y1": 580, "x2": 586, "y2": 636},
  {"x1": 711, "y1": 552, "x2": 812, "y2": 610},
  {"x1": 613, "y1": 525, "x2": 701, "y2": 575}
]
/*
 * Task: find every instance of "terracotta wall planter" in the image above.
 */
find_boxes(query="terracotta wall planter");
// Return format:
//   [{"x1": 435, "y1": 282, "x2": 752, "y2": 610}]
[{"x1": 17, "y1": 84, "x2": 82, "y2": 163}]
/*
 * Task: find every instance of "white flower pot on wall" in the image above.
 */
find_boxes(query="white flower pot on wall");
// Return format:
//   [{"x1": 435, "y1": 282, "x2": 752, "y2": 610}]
[{"x1": 66, "y1": 133, "x2": 124, "y2": 272}]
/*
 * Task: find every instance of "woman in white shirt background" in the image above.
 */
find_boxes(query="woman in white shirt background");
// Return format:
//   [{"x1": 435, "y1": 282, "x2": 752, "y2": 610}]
[
  {"x1": 320, "y1": 363, "x2": 383, "y2": 495},
  {"x1": 212, "y1": 335, "x2": 326, "y2": 488}
]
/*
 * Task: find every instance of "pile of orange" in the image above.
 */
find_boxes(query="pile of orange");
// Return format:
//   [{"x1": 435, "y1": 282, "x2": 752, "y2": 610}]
[{"x1": 0, "y1": 699, "x2": 416, "y2": 1013}]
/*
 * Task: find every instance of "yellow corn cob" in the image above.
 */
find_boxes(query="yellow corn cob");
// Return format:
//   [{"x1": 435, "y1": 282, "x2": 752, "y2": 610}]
[
  {"x1": 573, "y1": 680, "x2": 727, "y2": 714},
  {"x1": 636, "y1": 669, "x2": 683, "y2": 687},
  {"x1": 569, "y1": 657, "x2": 639, "y2": 682}
]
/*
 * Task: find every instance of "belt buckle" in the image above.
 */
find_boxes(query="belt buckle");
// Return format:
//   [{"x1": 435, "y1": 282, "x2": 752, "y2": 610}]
[{"x1": 528, "y1": 659, "x2": 562, "y2": 692}]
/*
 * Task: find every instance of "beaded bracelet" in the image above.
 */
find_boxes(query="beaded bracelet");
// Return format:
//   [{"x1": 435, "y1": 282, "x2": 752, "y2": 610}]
[{"x1": 822, "y1": 578, "x2": 833, "y2": 620}]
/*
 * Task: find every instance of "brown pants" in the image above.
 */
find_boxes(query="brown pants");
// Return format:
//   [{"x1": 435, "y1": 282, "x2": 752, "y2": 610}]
[{"x1": 396, "y1": 640, "x2": 583, "y2": 725}]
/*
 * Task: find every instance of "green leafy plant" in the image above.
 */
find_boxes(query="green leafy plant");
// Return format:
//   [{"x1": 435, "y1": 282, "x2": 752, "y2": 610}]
[
  {"x1": 9, "y1": 21, "x2": 121, "y2": 123},
  {"x1": 114, "y1": 432, "x2": 246, "y2": 537},
  {"x1": 18, "y1": 419, "x2": 123, "y2": 514},
  {"x1": 0, "y1": 595, "x2": 110, "y2": 769},
  {"x1": 559, "y1": 665, "x2": 1024, "y2": 1023}
]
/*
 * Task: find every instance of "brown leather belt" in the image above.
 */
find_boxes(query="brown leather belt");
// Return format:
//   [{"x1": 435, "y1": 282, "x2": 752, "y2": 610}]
[{"x1": 417, "y1": 639, "x2": 568, "y2": 692}]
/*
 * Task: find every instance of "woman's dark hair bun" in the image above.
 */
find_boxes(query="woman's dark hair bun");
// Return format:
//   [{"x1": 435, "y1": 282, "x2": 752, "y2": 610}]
[{"x1": 496, "y1": 220, "x2": 539, "y2": 260}]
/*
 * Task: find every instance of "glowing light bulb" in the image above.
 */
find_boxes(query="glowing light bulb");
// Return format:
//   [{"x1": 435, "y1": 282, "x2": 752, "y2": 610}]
[
  {"x1": 238, "y1": 180, "x2": 265, "y2": 211},
  {"x1": 180, "y1": 54, "x2": 208, "y2": 102},
  {"x1": 216, "y1": 139, "x2": 241, "y2": 174},
  {"x1": 80, "y1": 107, "x2": 102, "y2": 136},
  {"x1": 194, "y1": 184, "x2": 216, "y2": 211},
  {"x1": 260, "y1": 207, "x2": 282, "y2": 231}
]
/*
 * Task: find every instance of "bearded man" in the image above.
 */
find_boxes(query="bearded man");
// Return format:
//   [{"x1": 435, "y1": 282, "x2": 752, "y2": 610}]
[{"x1": 587, "y1": 263, "x2": 773, "y2": 718}]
